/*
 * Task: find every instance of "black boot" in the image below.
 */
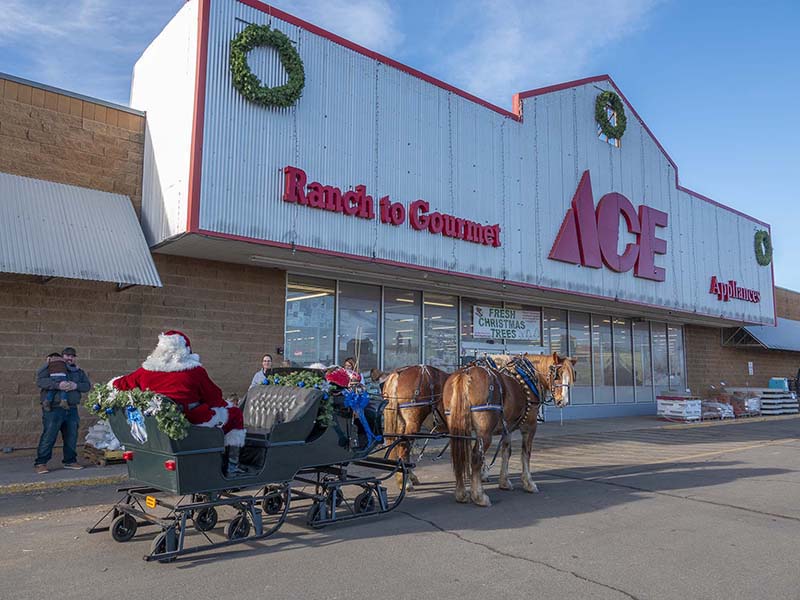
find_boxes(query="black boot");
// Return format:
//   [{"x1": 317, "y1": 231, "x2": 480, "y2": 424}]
[{"x1": 226, "y1": 446, "x2": 243, "y2": 476}]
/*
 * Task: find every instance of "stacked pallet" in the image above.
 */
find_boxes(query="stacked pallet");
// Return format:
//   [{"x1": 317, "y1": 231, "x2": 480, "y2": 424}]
[
  {"x1": 701, "y1": 401, "x2": 735, "y2": 420},
  {"x1": 657, "y1": 396, "x2": 702, "y2": 421},
  {"x1": 726, "y1": 388, "x2": 798, "y2": 416},
  {"x1": 82, "y1": 444, "x2": 125, "y2": 466},
  {"x1": 759, "y1": 389, "x2": 799, "y2": 415}
]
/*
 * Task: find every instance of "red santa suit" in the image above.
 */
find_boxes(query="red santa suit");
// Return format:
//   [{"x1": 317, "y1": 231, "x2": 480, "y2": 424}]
[{"x1": 112, "y1": 331, "x2": 245, "y2": 447}]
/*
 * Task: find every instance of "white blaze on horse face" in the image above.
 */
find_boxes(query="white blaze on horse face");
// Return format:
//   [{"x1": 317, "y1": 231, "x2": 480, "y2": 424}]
[{"x1": 561, "y1": 370, "x2": 570, "y2": 406}]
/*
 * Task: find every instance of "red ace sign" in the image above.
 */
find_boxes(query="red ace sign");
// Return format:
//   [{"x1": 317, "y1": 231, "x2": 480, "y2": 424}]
[{"x1": 549, "y1": 171, "x2": 668, "y2": 282}]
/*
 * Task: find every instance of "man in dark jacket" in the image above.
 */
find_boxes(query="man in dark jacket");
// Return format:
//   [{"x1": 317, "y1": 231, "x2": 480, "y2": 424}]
[{"x1": 34, "y1": 347, "x2": 91, "y2": 473}]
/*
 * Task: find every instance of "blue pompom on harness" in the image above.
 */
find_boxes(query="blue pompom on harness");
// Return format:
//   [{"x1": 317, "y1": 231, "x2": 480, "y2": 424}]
[{"x1": 343, "y1": 389, "x2": 382, "y2": 448}]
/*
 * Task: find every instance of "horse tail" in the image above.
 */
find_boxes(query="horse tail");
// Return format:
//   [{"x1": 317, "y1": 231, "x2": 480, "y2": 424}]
[{"x1": 448, "y1": 370, "x2": 473, "y2": 484}]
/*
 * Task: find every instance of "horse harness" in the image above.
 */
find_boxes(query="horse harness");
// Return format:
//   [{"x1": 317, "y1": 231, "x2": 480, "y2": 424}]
[
  {"x1": 385, "y1": 365, "x2": 447, "y2": 429},
  {"x1": 458, "y1": 356, "x2": 545, "y2": 433}
]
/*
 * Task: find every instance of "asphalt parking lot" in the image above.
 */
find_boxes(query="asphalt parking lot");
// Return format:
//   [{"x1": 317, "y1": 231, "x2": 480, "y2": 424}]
[{"x1": 1, "y1": 416, "x2": 798, "y2": 600}]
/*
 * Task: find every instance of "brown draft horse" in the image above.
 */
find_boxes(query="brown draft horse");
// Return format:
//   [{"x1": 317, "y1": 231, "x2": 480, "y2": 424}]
[
  {"x1": 372, "y1": 365, "x2": 450, "y2": 492},
  {"x1": 445, "y1": 353, "x2": 575, "y2": 507}
]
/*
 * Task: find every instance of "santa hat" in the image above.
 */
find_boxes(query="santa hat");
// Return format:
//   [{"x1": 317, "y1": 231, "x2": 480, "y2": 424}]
[
  {"x1": 163, "y1": 330, "x2": 191, "y2": 351},
  {"x1": 142, "y1": 330, "x2": 202, "y2": 372}
]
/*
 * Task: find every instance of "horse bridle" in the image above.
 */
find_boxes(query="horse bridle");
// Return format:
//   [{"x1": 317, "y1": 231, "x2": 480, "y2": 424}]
[{"x1": 548, "y1": 362, "x2": 571, "y2": 397}]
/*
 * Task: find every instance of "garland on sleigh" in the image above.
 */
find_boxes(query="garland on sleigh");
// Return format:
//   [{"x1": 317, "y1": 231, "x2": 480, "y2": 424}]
[
  {"x1": 259, "y1": 370, "x2": 348, "y2": 427},
  {"x1": 86, "y1": 384, "x2": 190, "y2": 441}
]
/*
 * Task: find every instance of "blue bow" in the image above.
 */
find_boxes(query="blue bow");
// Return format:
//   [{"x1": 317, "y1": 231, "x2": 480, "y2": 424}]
[
  {"x1": 125, "y1": 405, "x2": 148, "y2": 444},
  {"x1": 343, "y1": 389, "x2": 382, "y2": 447}
]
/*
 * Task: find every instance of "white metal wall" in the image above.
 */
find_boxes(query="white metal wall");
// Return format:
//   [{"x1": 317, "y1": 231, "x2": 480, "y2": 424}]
[
  {"x1": 0, "y1": 172, "x2": 162, "y2": 286},
  {"x1": 131, "y1": 0, "x2": 198, "y2": 245},
  {"x1": 138, "y1": 0, "x2": 774, "y2": 324}
]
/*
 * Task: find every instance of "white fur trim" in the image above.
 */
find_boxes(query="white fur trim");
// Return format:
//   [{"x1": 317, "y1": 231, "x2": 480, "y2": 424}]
[
  {"x1": 142, "y1": 333, "x2": 202, "y2": 372},
  {"x1": 210, "y1": 406, "x2": 228, "y2": 427},
  {"x1": 225, "y1": 428, "x2": 246, "y2": 447},
  {"x1": 194, "y1": 407, "x2": 229, "y2": 429},
  {"x1": 106, "y1": 377, "x2": 121, "y2": 401}
]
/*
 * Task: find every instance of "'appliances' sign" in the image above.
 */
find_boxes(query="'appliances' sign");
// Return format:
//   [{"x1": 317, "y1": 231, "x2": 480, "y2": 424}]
[
  {"x1": 282, "y1": 166, "x2": 502, "y2": 247},
  {"x1": 473, "y1": 306, "x2": 541, "y2": 341},
  {"x1": 549, "y1": 171, "x2": 669, "y2": 282},
  {"x1": 709, "y1": 276, "x2": 761, "y2": 303}
]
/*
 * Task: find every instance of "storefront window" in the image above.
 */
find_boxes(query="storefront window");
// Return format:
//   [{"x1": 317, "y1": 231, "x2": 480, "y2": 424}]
[
  {"x1": 384, "y1": 288, "x2": 421, "y2": 370},
  {"x1": 337, "y1": 282, "x2": 380, "y2": 372},
  {"x1": 633, "y1": 320, "x2": 653, "y2": 403},
  {"x1": 568, "y1": 311, "x2": 592, "y2": 405},
  {"x1": 668, "y1": 325, "x2": 686, "y2": 392},
  {"x1": 613, "y1": 317, "x2": 634, "y2": 403},
  {"x1": 423, "y1": 293, "x2": 458, "y2": 370},
  {"x1": 543, "y1": 308, "x2": 567, "y2": 356},
  {"x1": 503, "y1": 302, "x2": 543, "y2": 355},
  {"x1": 592, "y1": 315, "x2": 614, "y2": 404},
  {"x1": 285, "y1": 275, "x2": 335, "y2": 367},
  {"x1": 460, "y1": 297, "x2": 502, "y2": 363},
  {"x1": 651, "y1": 322, "x2": 669, "y2": 391}
]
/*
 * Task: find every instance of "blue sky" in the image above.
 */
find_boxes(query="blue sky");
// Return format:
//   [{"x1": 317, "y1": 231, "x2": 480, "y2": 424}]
[{"x1": 1, "y1": 0, "x2": 798, "y2": 289}]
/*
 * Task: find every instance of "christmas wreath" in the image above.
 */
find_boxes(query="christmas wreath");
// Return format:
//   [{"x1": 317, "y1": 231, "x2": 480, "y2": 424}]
[
  {"x1": 754, "y1": 230, "x2": 772, "y2": 266},
  {"x1": 595, "y1": 90, "x2": 627, "y2": 141},
  {"x1": 230, "y1": 23, "x2": 305, "y2": 108},
  {"x1": 86, "y1": 384, "x2": 190, "y2": 441}
]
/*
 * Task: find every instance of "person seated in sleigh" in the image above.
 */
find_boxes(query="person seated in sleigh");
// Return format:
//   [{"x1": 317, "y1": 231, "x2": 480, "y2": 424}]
[{"x1": 112, "y1": 330, "x2": 247, "y2": 475}]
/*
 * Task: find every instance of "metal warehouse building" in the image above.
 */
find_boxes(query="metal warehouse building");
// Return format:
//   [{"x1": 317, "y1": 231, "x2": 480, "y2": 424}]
[{"x1": 0, "y1": 0, "x2": 795, "y2": 445}]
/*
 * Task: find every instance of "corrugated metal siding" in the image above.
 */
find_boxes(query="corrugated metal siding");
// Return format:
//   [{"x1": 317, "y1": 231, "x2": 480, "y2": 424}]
[
  {"x1": 193, "y1": 0, "x2": 772, "y2": 324},
  {"x1": 130, "y1": 0, "x2": 197, "y2": 245},
  {"x1": 0, "y1": 172, "x2": 162, "y2": 286}
]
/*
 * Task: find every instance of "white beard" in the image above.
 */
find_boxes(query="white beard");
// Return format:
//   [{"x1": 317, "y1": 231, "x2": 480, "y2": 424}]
[{"x1": 142, "y1": 333, "x2": 202, "y2": 372}]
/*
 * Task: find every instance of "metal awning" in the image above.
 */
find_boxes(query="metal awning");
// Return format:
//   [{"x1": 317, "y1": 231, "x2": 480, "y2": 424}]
[
  {"x1": 725, "y1": 317, "x2": 800, "y2": 352},
  {"x1": 0, "y1": 172, "x2": 162, "y2": 287}
]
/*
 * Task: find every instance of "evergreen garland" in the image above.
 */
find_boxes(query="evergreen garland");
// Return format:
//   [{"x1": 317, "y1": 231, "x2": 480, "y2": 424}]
[
  {"x1": 595, "y1": 90, "x2": 627, "y2": 141},
  {"x1": 86, "y1": 384, "x2": 190, "y2": 441},
  {"x1": 754, "y1": 230, "x2": 772, "y2": 266},
  {"x1": 259, "y1": 371, "x2": 336, "y2": 427},
  {"x1": 230, "y1": 23, "x2": 305, "y2": 108}
]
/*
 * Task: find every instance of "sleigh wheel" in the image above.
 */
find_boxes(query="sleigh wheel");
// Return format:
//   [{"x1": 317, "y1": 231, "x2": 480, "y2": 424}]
[
  {"x1": 110, "y1": 514, "x2": 137, "y2": 542},
  {"x1": 262, "y1": 492, "x2": 284, "y2": 515},
  {"x1": 354, "y1": 489, "x2": 376, "y2": 514},
  {"x1": 225, "y1": 514, "x2": 250, "y2": 540},
  {"x1": 150, "y1": 531, "x2": 177, "y2": 563},
  {"x1": 193, "y1": 507, "x2": 218, "y2": 532}
]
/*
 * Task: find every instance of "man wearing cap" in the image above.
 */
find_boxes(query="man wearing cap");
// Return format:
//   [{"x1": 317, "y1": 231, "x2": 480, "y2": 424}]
[{"x1": 34, "y1": 347, "x2": 92, "y2": 474}]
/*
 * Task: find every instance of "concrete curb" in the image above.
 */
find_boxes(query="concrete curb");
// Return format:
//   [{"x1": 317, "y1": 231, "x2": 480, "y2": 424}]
[
  {"x1": 660, "y1": 413, "x2": 800, "y2": 429},
  {"x1": 0, "y1": 474, "x2": 127, "y2": 496}
]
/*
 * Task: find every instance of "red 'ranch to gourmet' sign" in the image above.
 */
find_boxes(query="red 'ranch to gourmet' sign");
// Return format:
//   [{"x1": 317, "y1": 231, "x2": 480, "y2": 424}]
[{"x1": 282, "y1": 166, "x2": 502, "y2": 247}]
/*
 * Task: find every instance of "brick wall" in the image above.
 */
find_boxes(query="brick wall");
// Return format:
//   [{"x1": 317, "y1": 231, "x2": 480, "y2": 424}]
[
  {"x1": 0, "y1": 76, "x2": 288, "y2": 450},
  {"x1": 0, "y1": 256, "x2": 285, "y2": 449},
  {"x1": 685, "y1": 287, "x2": 800, "y2": 393},
  {"x1": 775, "y1": 287, "x2": 800, "y2": 321},
  {"x1": 0, "y1": 77, "x2": 144, "y2": 214}
]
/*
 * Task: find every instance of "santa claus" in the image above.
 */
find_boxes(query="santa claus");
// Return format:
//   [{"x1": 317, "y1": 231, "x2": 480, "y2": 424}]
[{"x1": 112, "y1": 330, "x2": 246, "y2": 475}]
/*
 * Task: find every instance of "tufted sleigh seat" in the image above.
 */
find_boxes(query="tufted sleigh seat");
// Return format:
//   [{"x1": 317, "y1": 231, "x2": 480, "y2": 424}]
[{"x1": 241, "y1": 384, "x2": 323, "y2": 447}]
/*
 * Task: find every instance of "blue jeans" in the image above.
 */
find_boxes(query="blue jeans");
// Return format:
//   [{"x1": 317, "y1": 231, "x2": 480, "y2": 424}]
[
  {"x1": 45, "y1": 389, "x2": 70, "y2": 404},
  {"x1": 34, "y1": 406, "x2": 79, "y2": 466}
]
